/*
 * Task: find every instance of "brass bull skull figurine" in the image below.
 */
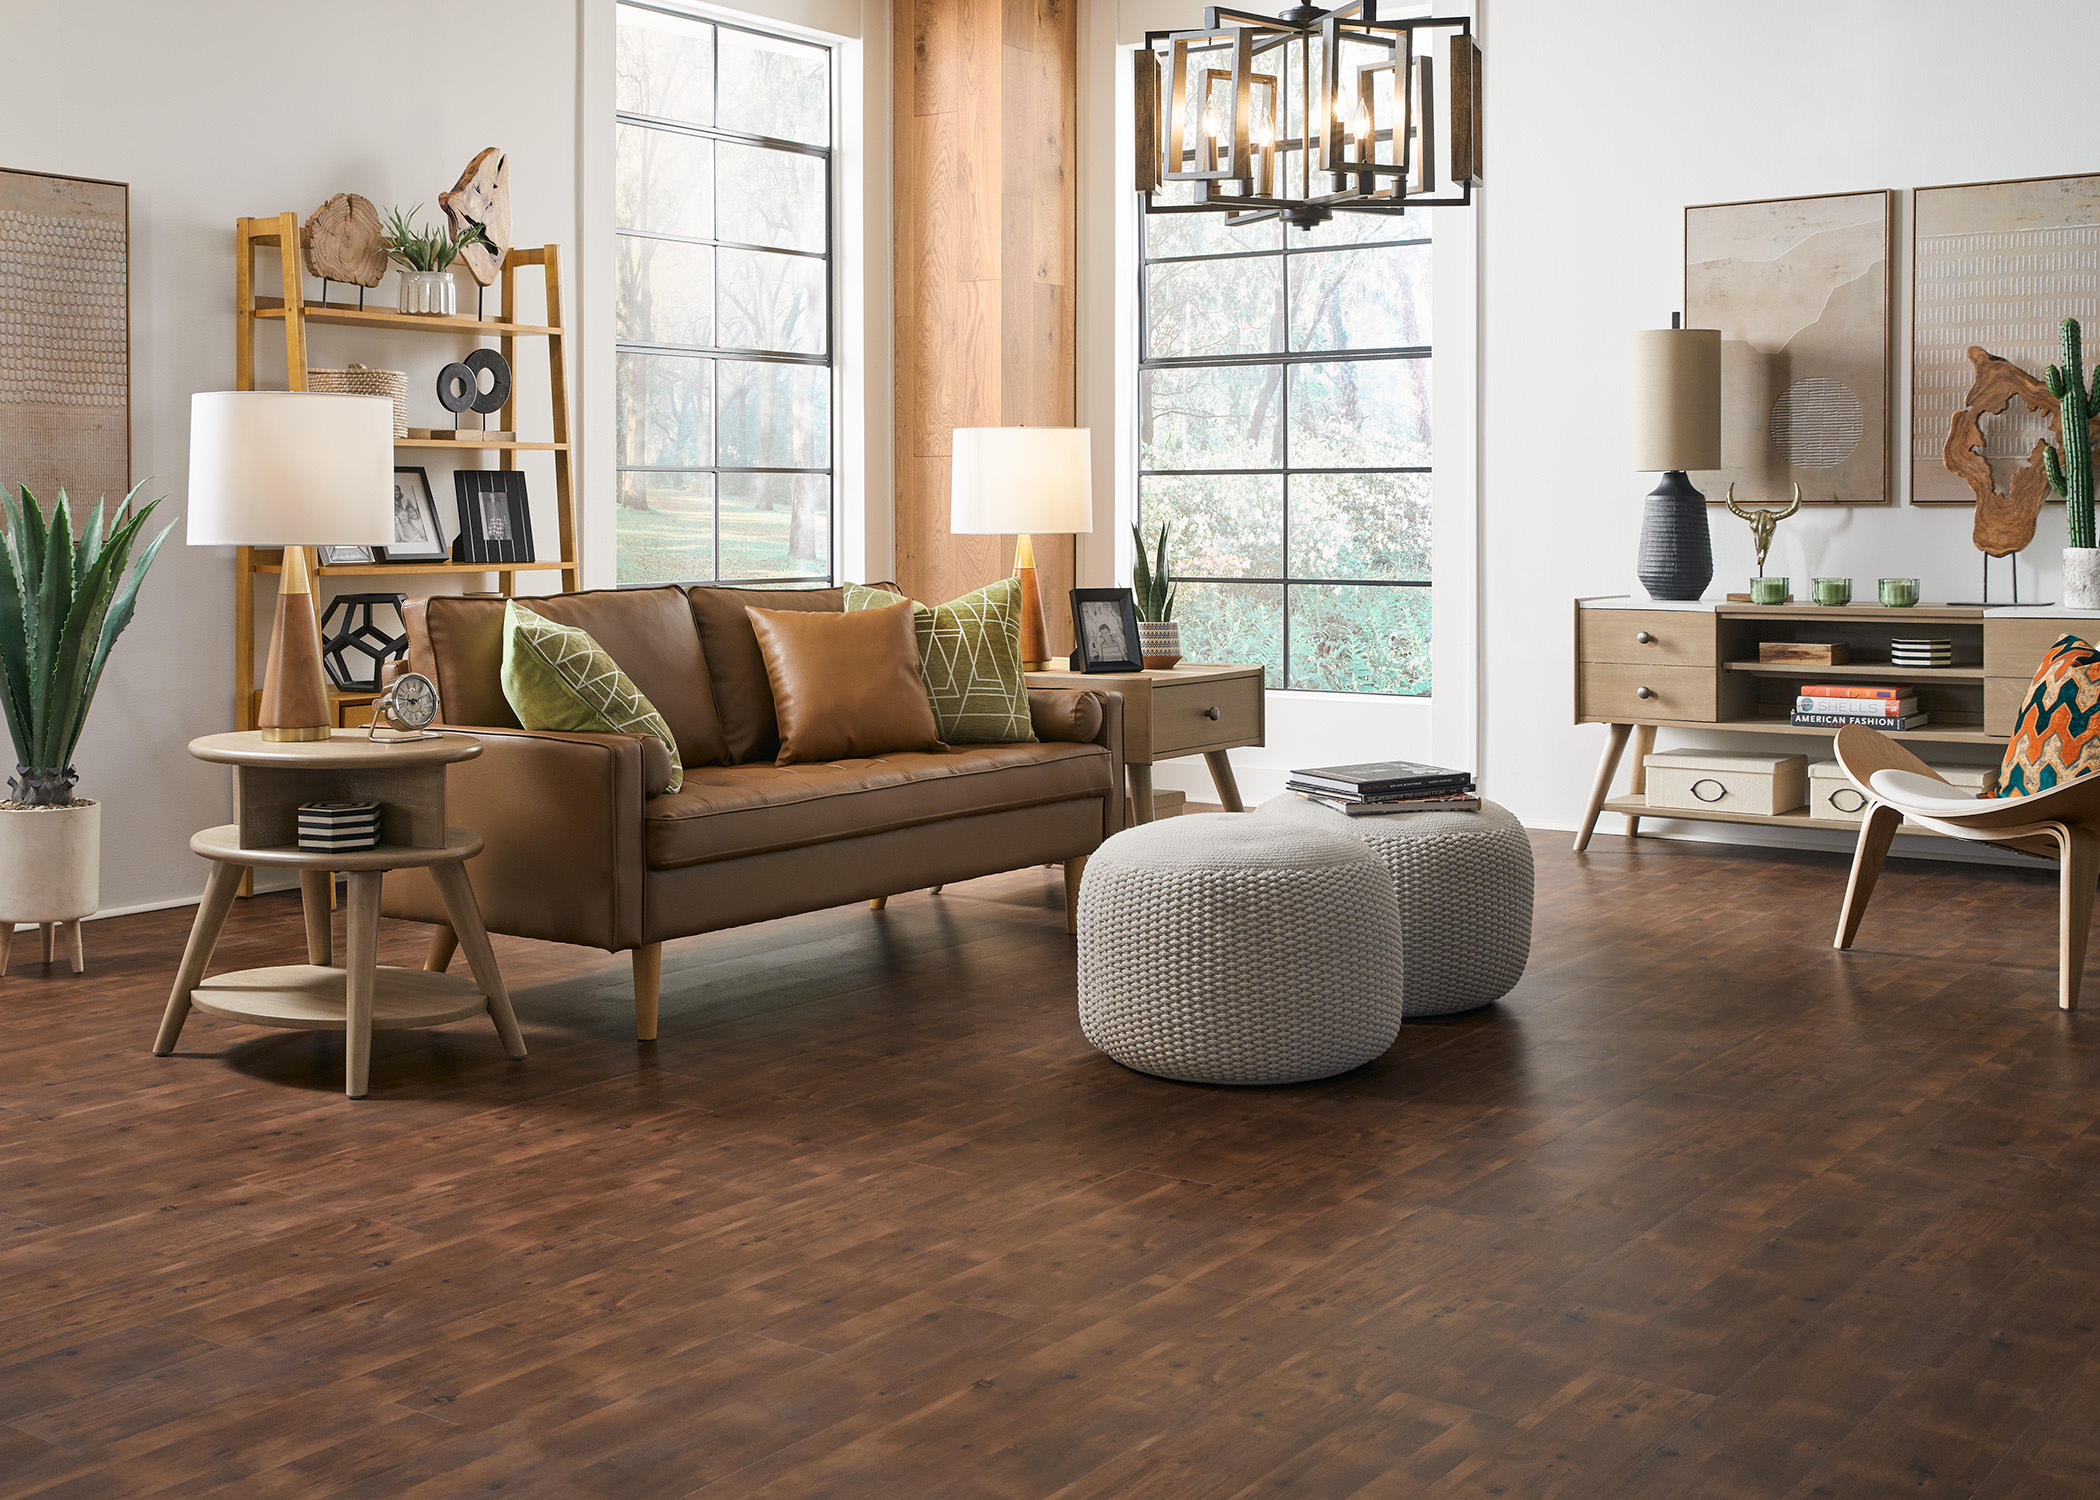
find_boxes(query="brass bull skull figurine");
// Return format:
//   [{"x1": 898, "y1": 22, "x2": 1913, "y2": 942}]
[{"x1": 1725, "y1": 483, "x2": 1802, "y2": 577}]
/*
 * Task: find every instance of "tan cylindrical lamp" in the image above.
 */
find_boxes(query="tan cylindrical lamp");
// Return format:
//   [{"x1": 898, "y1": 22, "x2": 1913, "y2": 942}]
[
  {"x1": 188, "y1": 392, "x2": 395, "y2": 741},
  {"x1": 1629, "y1": 318, "x2": 1722, "y2": 600},
  {"x1": 950, "y1": 427, "x2": 1096, "y2": 668}
]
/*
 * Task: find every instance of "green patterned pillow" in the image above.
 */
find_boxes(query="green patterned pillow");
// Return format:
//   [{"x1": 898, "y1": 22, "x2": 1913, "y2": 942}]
[
  {"x1": 499, "y1": 600, "x2": 683, "y2": 793},
  {"x1": 845, "y1": 579, "x2": 1035, "y2": 744}
]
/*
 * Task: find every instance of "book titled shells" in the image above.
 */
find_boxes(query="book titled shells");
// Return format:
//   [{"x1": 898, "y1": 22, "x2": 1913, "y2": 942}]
[{"x1": 297, "y1": 800, "x2": 382, "y2": 853}]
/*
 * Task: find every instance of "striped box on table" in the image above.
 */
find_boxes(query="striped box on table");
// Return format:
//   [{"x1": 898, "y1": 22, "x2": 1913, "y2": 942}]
[
  {"x1": 1889, "y1": 638, "x2": 1953, "y2": 667},
  {"x1": 297, "y1": 800, "x2": 382, "y2": 853}
]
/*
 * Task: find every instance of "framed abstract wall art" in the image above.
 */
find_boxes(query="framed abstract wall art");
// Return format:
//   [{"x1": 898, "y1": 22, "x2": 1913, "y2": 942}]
[
  {"x1": 0, "y1": 168, "x2": 129, "y2": 505},
  {"x1": 1911, "y1": 171, "x2": 2100, "y2": 505},
  {"x1": 1685, "y1": 190, "x2": 1894, "y2": 506}
]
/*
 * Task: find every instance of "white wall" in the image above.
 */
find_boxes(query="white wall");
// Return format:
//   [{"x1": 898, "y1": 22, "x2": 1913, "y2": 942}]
[
  {"x1": 0, "y1": 0, "x2": 585, "y2": 914},
  {"x1": 1483, "y1": 0, "x2": 2100, "y2": 847}
]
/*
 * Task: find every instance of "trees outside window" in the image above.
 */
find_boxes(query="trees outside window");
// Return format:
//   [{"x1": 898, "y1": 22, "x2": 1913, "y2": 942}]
[
  {"x1": 615, "y1": 2, "x2": 834, "y2": 586},
  {"x1": 1138, "y1": 189, "x2": 1432, "y2": 695}
]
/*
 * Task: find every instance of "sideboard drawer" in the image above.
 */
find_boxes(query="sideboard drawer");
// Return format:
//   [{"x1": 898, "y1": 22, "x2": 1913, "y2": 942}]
[
  {"x1": 1153, "y1": 675, "x2": 1261, "y2": 756},
  {"x1": 1580, "y1": 662, "x2": 1719, "y2": 723},
  {"x1": 1985, "y1": 617, "x2": 2100, "y2": 678},
  {"x1": 1578, "y1": 608, "x2": 1718, "y2": 667}
]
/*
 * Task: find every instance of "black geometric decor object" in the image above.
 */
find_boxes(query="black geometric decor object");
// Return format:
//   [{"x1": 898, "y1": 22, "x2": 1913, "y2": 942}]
[
  {"x1": 1635, "y1": 470, "x2": 1714, "y2": 602},
  {"x1": 464, "y1": 347, "x2": 512, "y2": 414},
  {"x1": 319, "y1": 592, "x2": 410, "y2": 691}
]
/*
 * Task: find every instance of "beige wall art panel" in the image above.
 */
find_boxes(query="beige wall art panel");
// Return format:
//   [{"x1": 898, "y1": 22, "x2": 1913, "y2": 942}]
[
  {"x1": 1686, "y1": 189, "x2": 1893, "y2": 506},
  {"x1": 0, "y1": 168, "x2": 129, "y2": 508},
  {"x1": 1912, "y1": 171, "x2": 2100, "y2": 506}
]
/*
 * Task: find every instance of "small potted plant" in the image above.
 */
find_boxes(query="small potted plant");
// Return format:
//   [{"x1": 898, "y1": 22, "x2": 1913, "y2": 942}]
[
  {"x1": 382, "y1": 204, "x2": 477, "y2": 316},
  {"x1": 1132, "y1": 522, "x2": 1181, "y2": 669},
  {"x1": 0, "y1": 484, "x2": 171, "y2": 973},
  {"x1": 2045, "y1": 317, "x2": 2100, "y2": 608}
]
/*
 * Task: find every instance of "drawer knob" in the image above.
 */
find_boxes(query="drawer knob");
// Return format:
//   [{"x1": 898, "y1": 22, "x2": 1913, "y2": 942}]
[
  {"x1": 1203, "y1": 706, "x2": 1220, "y2": 720},
  {"x1": 1635, "y1": 631, "x2": 1655, "y2": 644},
  {"x1": 1634, "y1": 685, "x2": 1655, "y2": 700}
]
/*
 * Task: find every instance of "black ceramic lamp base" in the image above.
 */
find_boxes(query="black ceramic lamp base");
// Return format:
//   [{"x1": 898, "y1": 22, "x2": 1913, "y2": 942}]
[{"x1": 1636, "y1": 470, "x2": 1713, "y2": 601}]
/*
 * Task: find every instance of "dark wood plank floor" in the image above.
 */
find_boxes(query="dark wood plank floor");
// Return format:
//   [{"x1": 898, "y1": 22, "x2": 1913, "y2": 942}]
[{"x1": 6, "y1": 828, "x2": 2100, "y2": 1497}]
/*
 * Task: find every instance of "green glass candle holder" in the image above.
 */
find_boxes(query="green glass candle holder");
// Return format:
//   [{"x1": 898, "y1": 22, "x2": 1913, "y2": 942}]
[
  {"x1": 1879, "y1": 577, "x2": 1919, "y2": 608},
  {"x1": 1750, "y1": 576, "x2": 1789, "y2": 605},
  {"x1": 1813, "y1": 576, "x2": 1853, "y2": 606}
]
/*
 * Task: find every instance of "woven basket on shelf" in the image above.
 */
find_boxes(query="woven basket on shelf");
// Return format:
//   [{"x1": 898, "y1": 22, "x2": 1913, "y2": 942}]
[{"x1": 307, "y1": 364, "x2": 407, "y2": 437}]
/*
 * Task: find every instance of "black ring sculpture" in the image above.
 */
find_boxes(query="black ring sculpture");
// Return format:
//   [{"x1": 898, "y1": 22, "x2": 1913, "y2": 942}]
[{"x1": 464, "y1": 348, "x2": 512, "y2": 414}]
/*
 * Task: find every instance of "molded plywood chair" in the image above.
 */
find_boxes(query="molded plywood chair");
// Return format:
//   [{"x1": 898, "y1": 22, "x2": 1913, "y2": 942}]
[{"x1": 1832, "y1": 724, "x2": 2100, "y2": 1010}]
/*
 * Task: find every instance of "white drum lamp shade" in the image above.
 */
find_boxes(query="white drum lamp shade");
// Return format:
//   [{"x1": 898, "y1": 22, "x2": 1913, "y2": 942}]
[
  {"x1": 1629, "y1": 328, "x2": 1721, "y2": 473},
  {"x1": 949, "y1": 427, "x2": 1094, "y2": 667},
  {"x1": 188, "y1": 391, "x2": 395, "y2": 741},
  {"x1": 187, "y1": 391, "x2": 395, "y2": 545}
]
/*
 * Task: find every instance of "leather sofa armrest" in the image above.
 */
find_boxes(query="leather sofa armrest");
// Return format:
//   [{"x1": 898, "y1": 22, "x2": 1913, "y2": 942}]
[
  {"x1": 381, "y1": 725, "x2": 648, "y2": 952},
  {"x1": 1027, "y1": 687, "x2": 1125, "y2": 839}
]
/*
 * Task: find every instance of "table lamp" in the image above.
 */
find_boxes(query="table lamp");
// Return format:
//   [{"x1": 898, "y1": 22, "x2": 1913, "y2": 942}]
[
  {"x1": 950, "y1": 427, "x2": 1095, "y2": 668},
  {"x1": 188, "y1": 392, "x2": 395, "y2": 741},
  {"x1": 1630, "y1": 315, "x2": 1722, "y2": 600}
]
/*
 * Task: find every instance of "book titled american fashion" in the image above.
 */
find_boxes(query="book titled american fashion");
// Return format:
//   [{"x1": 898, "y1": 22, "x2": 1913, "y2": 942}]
[
  {"x1": 1790, "y1": 711, "x2": 1931, "y2": 730},
  {"x1": 1798, "y1": 684, "x2": 1910, "y2": 699},
  {"x1": 1794, "y1": 695, "x2": 1919, "y2": 717},
  {"x1": 1292, "y1": 790, "x2": 1483, "y2": 817},
  {"x1": 1289, "y1": 760, "x2": 1474, "y2": 795}
]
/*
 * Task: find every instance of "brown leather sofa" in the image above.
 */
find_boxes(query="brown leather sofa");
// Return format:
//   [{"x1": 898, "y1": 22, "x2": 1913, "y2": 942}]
[{"x1": 381, "y1": 583, "x2": 1124, "y2": 1039}]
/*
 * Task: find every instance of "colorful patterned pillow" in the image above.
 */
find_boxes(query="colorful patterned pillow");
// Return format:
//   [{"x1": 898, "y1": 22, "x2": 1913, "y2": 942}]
[
  {"x1": 1998, "y1": 634, "x2": 2100, "y2": 797},
  {"x1": 845, "y1": 580, "x2": 1036, "y2": 744},
  {"x1": 500, "y1": 601, "x2": 682, "y2": 793}
]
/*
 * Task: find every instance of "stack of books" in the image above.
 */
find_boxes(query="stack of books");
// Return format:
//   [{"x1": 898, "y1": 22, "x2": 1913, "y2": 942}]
[
  {"x1": 1286, "y1": 760, "x2": 1479, "y2": 816},
  {"x1": 1791, "y1": 683, "x2": 1929, "y2": 731}
]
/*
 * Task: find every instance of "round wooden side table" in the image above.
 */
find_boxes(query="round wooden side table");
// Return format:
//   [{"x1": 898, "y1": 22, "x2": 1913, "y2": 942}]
[{"x1": 153, "y1": 730, "x2": 525, "y2": 1098}]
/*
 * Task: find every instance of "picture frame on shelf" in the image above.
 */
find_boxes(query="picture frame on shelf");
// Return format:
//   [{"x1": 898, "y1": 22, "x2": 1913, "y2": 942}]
[
  {"x1": 452, "y1": 469, "x2": 534, "y2": 565},
  {"x1": 1069, "y1": 588, "x2": 1144, "y2": 673},
  {"x1": 384, "y1": 466, "x2": 448, "y2": 561},
  {"x1": 316, "y1": 545, "x2": 375, "y2": 568}
]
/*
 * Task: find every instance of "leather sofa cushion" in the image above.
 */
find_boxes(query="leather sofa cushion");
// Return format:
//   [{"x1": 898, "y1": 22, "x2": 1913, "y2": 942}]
[
  {"x1": 748, "y1": 600, "x2": 944, "y2": 764},
  {"x1": 1030, "y1": 689, "x2": 1104, "y2": 744},
  {"x1": 688, "y1": 584, "x2": 846, "y2": 763},
  {"x1": 644, "y1": 742, "x2": 1112, "y2": 868},
  {"x1": 409, "y1": 588, "x2": 729, "y2": 766}
]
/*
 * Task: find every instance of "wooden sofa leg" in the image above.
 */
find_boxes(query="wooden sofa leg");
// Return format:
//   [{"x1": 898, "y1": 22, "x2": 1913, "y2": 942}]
[
  {"x1": 425, "y1": 924, "x2": 460, "y2": 973},
  {"x1": 633, "y1": 943, "x2": 663, "y2": 1041},
  {"x1": 869, "y1": 896, "x2": 887, "y2": 911},
  {"x1": 1834, "y1": 802, "x2": 1902, "y2": 950},
  {"x1": 1064, "y1": 856, "x2": 1088, "y2": 936}
]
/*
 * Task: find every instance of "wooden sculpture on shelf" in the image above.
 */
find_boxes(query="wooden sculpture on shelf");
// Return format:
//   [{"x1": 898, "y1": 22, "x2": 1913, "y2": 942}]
[
  {"x1": 440, "y1": 148, "x2": 510, "y2": 287},
  {"x1": 1724, "y1": 482, "x2": 1800, "y2": 577},
  {"x1": 299, "y1": 193, "x2": 386, "y2": 297},
  {"x1": 1941, "y1": 345, "x2": 2099, "y2": 557}
]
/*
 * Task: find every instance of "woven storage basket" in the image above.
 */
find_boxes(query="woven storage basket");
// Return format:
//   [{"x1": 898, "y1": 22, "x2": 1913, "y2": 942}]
[{"x1": 308, "y1": 364, "x2": 407, "y2": 437}]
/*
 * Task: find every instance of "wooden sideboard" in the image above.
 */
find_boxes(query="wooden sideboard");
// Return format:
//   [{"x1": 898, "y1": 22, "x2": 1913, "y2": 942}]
[{"x1": 1572, "y1": 596, "x2": 2100, "y2": 852}]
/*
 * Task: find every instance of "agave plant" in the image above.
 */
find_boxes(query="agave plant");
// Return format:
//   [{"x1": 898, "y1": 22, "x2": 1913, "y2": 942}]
[
  {"x1": 380, "y1": 204, "x2": 478, "y2": 273},
  {"x1": 1131, "y1": 522, "x2": 1177, "y2": 624},
  {"x1": 0, "y1": 483, "x2": 173, "y2": 806}
]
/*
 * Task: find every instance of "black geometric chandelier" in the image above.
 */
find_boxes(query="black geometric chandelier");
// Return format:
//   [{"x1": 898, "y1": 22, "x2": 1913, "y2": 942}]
[{"x1": 1136, "y1": 3, "x2": 1480, "y2": 230}]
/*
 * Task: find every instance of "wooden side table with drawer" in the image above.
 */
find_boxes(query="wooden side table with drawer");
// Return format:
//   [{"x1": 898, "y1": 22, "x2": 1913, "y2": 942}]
[{"x1": 1024, "y1": 660, "x2": 1266, "y2": 823}]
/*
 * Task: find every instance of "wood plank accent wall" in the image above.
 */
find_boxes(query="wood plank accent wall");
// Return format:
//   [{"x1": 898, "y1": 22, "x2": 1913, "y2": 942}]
[{"x1": 894, "y1": 0, "x2": 1079, "y2": 653}]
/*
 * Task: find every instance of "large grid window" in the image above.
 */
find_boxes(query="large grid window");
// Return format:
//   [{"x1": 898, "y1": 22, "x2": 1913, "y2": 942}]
[
  {"x1": 615, "y1": 2, "x2": 834, "y2": 586},
  {"x1": 1138, "y1": 193, "x2": 1432, "y2": 694}
]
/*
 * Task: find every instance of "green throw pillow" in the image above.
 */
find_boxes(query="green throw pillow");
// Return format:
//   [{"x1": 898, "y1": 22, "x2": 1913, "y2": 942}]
[
  {"x1": 499, "y1": 600, "x2": 683, "y2": 793},
  {"x1": 845, "y1": 579, "x2": 1035, "y2": 744}
]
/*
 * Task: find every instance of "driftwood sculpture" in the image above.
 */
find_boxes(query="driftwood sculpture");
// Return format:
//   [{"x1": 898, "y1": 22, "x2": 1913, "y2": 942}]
[
  {"x1": 299, "y1": 193, "x2": 386, "y2": 287},
  {"x1": 1725, "y1": 482, "x2": 1801, "y2": 577},
  {"x1": 1942, "y1": 345, "x2": 2099, "y2": 557},
  {"x1": 440, "y1": 148, "x2": 510, "y2": 287}
]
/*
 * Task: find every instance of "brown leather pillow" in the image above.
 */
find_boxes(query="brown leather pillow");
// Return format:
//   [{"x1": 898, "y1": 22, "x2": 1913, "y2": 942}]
[
  {"x1": 1029, "y1": 689, "x2": 1103, "y2": 743},
  {"x1": 745, "y1": 600, "x2": 945, "y2": 764}
]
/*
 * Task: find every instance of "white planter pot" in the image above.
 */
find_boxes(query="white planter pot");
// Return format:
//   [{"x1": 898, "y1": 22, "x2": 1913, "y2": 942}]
[
  {"x1": 0, "y1": 800, "x2": 98, "y2": 923},
  {"x1": 2067, "y1": 548, "x2": 2100, "y2": 610},
  {"x1": 397, "y1": 269, "x2": 457, "y2": 316},
  {"x1": 1138, "y1": 620, "x2": 1183, "y2": 670}
]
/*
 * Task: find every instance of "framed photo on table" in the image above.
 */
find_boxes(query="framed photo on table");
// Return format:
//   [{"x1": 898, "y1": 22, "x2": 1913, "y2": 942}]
[
  {"x1": 383, "y1": 466, "x2": 448, "y2": 561},
  {"x1": 1069, "y1": 588, "x2": 1143, "y2": 673}
]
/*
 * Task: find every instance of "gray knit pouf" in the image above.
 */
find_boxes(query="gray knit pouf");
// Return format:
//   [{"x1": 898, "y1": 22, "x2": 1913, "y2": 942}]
[
  {"x1": 1076, "y1": 815, "x2": 1405, "y2": 1085},
  {"x1": 1258, "y1": 795, "x2": 1534, "y2": 1017}
]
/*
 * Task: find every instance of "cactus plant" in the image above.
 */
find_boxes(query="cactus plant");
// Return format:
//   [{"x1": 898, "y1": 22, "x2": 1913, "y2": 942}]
[
  {"x1": 2043, "y1": 317, "x2": 2100, "y2": 550},
  {"x1": 1131, "y1": 522, "x2": 1177, "y2": 623}
]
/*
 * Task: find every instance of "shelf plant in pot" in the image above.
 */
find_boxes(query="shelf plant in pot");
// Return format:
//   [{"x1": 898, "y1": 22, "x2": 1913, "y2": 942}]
[
  {"x1": 0, "y1": 483, "x2": 172, "y2": 974},
  {"x1": 1132, "y1": 522, "x2": 1181, "y2": 669},
  {"x1": 2045, "y1": 317, "x2": 2100, "y2": 608},
  {"x1": 381, "y1": 205, "x2": 478, "y2": 317}
]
